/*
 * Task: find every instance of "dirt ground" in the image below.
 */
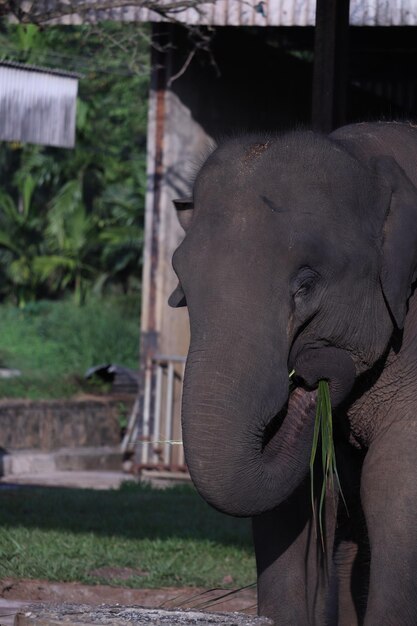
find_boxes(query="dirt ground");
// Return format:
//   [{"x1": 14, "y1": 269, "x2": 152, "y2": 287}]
[{"x1": 0, "y1": 577, "x2": 257, "y2": 622}]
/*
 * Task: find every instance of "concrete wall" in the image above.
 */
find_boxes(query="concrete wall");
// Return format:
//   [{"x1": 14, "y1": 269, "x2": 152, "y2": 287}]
[{"x1": 0, "y1": 396, "x2": 134, "y2": 451}]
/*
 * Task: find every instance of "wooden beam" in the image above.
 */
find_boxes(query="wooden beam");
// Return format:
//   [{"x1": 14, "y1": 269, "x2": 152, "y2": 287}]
[{"x1": 312, "y1": 0, "x2": 350, "y2": 133}]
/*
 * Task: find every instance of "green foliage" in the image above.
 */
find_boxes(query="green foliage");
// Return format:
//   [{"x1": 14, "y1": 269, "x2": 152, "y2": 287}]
[
  {"x1": 0, "y1": 484, "x2": 255, "y2": 588},
  {"x1": 0, "y1": 175, "x2": 48, "y2": 305},
  {"x1": 0, "y1": 22, "x2": 149, "y2": 303},
  {"x1": 0, "y1": 298, "x2": 139, "y2": 398}
]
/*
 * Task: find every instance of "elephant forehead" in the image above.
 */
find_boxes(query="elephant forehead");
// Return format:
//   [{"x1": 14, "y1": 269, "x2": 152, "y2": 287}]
[
  {"x1": 181, "y1": 209, "x2": 339, "y2": 275},
  {"x1": 195, "y1": 170, "x2": 360, "y2": 226},
  {"x1": 192, "y1": 187, "x2": 358, "y2": 246},
  {"x1": 194, "y1": 133, "x2": 368, "y2": 224}
]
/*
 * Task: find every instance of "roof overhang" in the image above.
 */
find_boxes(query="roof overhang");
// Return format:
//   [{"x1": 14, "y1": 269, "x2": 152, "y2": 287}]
[{"x1": 9, "y1": 0, "x2": 417, "y2": 27}]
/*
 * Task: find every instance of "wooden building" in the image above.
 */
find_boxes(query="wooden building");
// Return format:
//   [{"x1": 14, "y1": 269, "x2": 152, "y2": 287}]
[
  {"x1": 22, "y1": 0, "x2": 417, "y2": 473},
  {"x1": 129, "y1": 3, "x2": 417, "y2": 475}
]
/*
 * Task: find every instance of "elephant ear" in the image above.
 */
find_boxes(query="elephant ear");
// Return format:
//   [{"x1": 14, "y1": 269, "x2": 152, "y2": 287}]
[
  {"x1": 169, "y1": 197, "x2": 192, "y2": 307},
  {"x1": 375, "y1": 156, "x2": 417, "y2": 329},
  {"x1": 168, "y1": 283, "x2": 186, "y2": 308},
  {"x1": 173, "y1": 198, "x2": 194, "y2": 232}
]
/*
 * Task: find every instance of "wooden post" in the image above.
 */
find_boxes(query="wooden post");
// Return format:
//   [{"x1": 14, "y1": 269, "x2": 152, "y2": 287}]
[{"x1": 312, "y1": 0, "x2": 350, "y2": 133}]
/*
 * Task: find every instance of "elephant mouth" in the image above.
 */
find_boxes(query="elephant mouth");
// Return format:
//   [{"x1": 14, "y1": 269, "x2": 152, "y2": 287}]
[{"x1": 261, "y1": 346, "x2": 357, "y2": 465}]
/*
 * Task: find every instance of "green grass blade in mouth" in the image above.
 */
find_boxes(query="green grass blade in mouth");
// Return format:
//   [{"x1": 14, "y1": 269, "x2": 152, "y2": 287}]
[
  {"x1": 308, "y1": 379, "x2": 346, "y2": 549},
  {"x1": 309, "y1": 391, "x2": 322, "y2": 529}
]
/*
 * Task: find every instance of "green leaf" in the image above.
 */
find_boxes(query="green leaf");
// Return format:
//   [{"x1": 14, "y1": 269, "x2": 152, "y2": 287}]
[
  {"x1": 20, "y1": 174, "x2": 36, "y2": 219},
  {"x1": 76, "y1": 98, "x2": 89, "y2": 132},
  {"x1": 0, "y1": 232, "x2": 21, "y2": 255},
  {"x1": 17, "y1": 24, "x2": 41, "y2": 55}
]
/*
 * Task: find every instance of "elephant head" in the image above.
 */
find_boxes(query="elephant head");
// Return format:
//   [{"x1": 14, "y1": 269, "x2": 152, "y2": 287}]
[{"x1": 169, "y1": 130, "x2": 417, "y2": 517}]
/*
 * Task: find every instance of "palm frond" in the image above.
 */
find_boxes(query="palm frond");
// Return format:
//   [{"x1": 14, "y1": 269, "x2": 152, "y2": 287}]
[{"x1": 0, "y1": 231, "x2": 21, "y2": 255}]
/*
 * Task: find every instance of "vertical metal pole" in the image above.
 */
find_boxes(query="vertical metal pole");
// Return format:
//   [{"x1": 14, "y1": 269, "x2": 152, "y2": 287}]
[
  {"x1": 121, "y1": 395, "x2": 140, "y2": 454},
  {"x1": 141, "y1": 361, "x2": 153, "y2": 465},
  {"x1": 164, "y1": 361, "x2": 175, "y2": 465},
  {"x1": 312, "y1": 0, "x2": 350, "y2": 133},
  {"x1": 153, "y1": 362, "x2": 163, "y2": 462}
]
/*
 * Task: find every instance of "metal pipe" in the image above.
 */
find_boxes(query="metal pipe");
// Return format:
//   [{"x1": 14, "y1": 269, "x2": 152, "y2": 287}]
[
  {"x1": 141, "y1": 360, "x2": 153, "y2": 464},
  {"x1": 153, "y1": 363, "x2": 163, "y2": 462},
  {"x1": 164, "y1": 361, "x2": 175, "y2": 464}
]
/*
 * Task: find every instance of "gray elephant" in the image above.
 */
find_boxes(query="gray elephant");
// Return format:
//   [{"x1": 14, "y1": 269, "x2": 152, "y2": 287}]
[{"x1": 169, "y1": 121, "x2": 417, "y2": 625}]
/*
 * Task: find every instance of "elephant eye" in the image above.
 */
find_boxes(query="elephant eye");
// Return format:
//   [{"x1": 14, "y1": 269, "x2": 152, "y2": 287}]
[{"x1": 292, "y1": 267, "x2": 320, "y2": 302}]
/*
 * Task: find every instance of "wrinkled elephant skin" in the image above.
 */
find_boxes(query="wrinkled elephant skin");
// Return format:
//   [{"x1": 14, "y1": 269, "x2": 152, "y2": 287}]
[{"x1": 170, "y1": 122, "x2": 417, "y2": 625}]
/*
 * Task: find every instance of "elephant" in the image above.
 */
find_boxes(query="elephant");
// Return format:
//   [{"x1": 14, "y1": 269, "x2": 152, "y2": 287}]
[{"x1": 168, "y1": 121, "x2": 417, "y2": 625}]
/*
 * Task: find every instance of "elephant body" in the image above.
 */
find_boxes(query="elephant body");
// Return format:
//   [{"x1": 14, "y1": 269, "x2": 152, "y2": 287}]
[{"x1": 170, "y1": 122, "x2": 417, "y2": 625}]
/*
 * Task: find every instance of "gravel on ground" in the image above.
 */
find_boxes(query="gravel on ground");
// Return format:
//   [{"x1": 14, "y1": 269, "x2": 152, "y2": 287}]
[{"x1": 0, "y1": 578, "x2": 257, "y2": 626}]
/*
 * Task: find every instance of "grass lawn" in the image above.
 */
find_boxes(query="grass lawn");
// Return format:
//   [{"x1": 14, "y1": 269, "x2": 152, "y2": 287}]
[
  {"x1": 0, "y1": 299, "x2": 255, "y2": 590},
  {"x1": 0, "y1": 483, "x2": 256, "y2": 589},
  {"x1": 0, "y1": 297, "x2": 140, "y2": 399}
]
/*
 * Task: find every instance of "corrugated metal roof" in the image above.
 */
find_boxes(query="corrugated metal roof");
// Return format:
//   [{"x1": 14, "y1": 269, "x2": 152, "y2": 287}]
[
  {"x1": 0, "y1": 60, "x2": 82, "y2": 79},
  {"x1": 0, "y1": 63, "x2": 79, "y2": 148},
  {"x1": 28, "y1": 0, "x2": 417, "y2": 27}
]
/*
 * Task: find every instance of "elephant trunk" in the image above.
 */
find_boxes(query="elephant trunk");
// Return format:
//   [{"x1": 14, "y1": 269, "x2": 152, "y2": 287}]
[
  {"x1": 181, "y1": 342, "x2": 313, "y2": 517},
  {"x1": 182, "y1": 339, "x2": 355, "y2": 518}
]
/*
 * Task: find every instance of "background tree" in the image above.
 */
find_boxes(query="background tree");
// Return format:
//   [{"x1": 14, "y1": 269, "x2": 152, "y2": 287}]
[{"x1": 0, "y1": 20, "x2": 149, "y2": 303}]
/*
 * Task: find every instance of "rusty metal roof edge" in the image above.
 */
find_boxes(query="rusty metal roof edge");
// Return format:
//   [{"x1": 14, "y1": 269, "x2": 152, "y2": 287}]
[
  {"x1": 29, "y1": 0, "x2": 417, "y2": 27},
  {"x1": 0, "y1": 59, "x2": 82, "y2": 80}
]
